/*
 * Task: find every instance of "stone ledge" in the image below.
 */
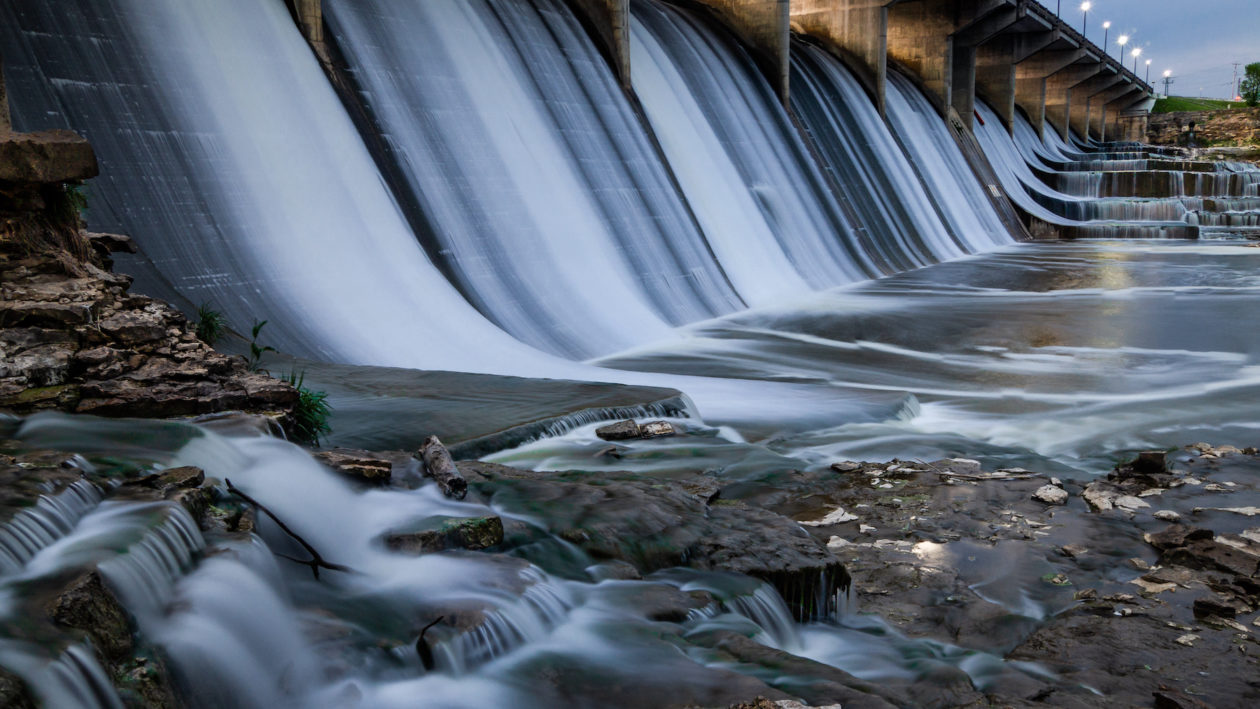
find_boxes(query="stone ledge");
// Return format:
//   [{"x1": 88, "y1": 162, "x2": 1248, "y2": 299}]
[{"x1": 0, "y1": 130, "x2": 99, "y2": 183}]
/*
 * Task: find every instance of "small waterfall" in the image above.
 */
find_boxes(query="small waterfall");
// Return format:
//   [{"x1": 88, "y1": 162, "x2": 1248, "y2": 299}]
[
  {"x1": 0, "y1": 643, "x2": 123, "y2": 709},
  {"x1": 446, "y1": 567, "x2": 575, "y2": 670},
  {"x1": 323, "y1": 0, "x2": 741, "y2": 358},
  {"x1": 629, "y1": 0, "x2": 876, "y2": 294},
  {"x1": 790, "y1": 44, "x2": 965, "y2": 270},
  {"x1": 0, "y1": 480, "x2": 103, "y2": 574},
  {"x1": 884, "y1": 70, "x2": 1011, "y2": 252},
  {"x1": 98, "y1": 504, "x2": 205, "y2": 617}
]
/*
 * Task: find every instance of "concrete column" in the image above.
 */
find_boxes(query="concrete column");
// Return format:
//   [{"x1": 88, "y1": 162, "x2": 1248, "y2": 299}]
[
  {"x1": 886, "y1": 0, "x2": 1013, "y2": 129},
  {"x1": 975, "y1": 36, "x2": 1015, "y2": 130},
  {"x1": 790, "y1": 0, "x2": 890, "y2": 114},
  {"x1": 693, "y1": 0, "x2": 791, "y2": 105},
  {"x1": 1098, "y1": 84, "x2": 1141, "y2": 141},
  {"x1": 569, "y1": 0, "x2": 631, "y2": 90},
  {"x1": 1045, "y1": 60, "x2": 1098, "y2": 141},
  {"x1": 1073, "y1": 72, "x2": 1121, "y2": 139},
  {"x1": 1009, "y1": 33, "x2": 1071, "y2": 136},
  {"x1": 949, "y1": 2, "x2": 1018, "y2": 128}
]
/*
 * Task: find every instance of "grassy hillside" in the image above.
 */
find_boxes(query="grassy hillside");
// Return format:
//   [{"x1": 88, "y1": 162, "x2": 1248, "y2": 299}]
[{"x1": 1153, "y1": 96, "x2": 1247, "y2": 113}]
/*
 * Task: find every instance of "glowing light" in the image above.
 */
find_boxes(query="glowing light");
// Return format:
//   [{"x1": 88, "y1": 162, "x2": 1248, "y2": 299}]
[
  {"x1": 1117, "y1": 35, "x2": 1129, "y2": 46},
  {"x1": 1103, "y1": 21, "x2": 1111, "y2": 29},
  {"x1": 1132, "y1": 47, "x2": 1142, "y2": 58},
  {"x1": 1081, "y1": 1, "x2": 1092, "y2": 11}
]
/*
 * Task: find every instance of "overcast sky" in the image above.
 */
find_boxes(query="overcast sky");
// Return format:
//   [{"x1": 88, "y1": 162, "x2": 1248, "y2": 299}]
[{"x1": 1038, "y1": 0, "x2": 1259, "y2": 99}]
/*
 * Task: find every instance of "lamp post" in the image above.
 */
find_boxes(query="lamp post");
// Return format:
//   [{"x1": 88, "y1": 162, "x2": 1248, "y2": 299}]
[
  {"x1": 1080, "y1": 2, "x2": 1092, "y2": 35},
  {"x1": 1132, "y1": 47, "x2": 1142, "y2": 73},
  {"x1": 1162, "y1": 69, "x2": 1173, "y2": 97},
  {"x1": 1145, "y1": 59, "x2": 1151, "y2": 84},
  {"x1": 1103, "y1": 21, "x2": 1111, "y2": 56},
  {"x1": 1117, "y1": 34, "x2": 1129, "y2": 65}
]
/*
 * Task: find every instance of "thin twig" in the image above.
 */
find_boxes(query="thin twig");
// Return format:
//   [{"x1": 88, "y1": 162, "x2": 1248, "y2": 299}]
[{"x1": 225, "y1": 478, "x2": 353, "y2": 580}]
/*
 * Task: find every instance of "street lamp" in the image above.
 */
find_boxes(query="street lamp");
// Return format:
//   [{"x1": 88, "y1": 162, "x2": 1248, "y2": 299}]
[
  {"x1": 1117, "y1": 34, "x2": 1129, "y2": 64},
  {"x1": 1132, "y1": 47, "x2": 1142, "y2": 73},
  {"x1": 1145, "y1": 59, "x2": 1151, "y2": 84},
  {"x1": 1103, "y1": 21, "x2": 1111, "y2": 56},
  {"x1": 1081, "y1": 2, "x2": 1092, "y2": 35}
]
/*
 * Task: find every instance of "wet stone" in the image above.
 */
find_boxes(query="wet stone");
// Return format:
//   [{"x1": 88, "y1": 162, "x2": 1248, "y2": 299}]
[
  {"x1": 384, "y1": 516, "x2": 504, "y2": 555},
  {"x1": 315, "y1": 449, "x2": 393, "y2": 485},
  {"x1": 595, "y1": 419, "x2": 640, "y2": 441}
]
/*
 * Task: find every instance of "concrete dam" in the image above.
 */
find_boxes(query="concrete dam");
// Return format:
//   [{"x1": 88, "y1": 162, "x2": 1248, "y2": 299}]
[{"x1": 2, "y1": 0, "x2": 1260, "y2": 707}]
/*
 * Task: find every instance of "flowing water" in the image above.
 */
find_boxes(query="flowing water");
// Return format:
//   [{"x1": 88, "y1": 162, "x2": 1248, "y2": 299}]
[{"x1": 4, "y1": 0, "x2": 1260, "y2": 705}]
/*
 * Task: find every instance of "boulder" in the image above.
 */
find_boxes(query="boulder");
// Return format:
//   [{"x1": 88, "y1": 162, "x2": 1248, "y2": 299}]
[
  {"x1": 0, "y1": 130, "x2": 99, "y2": 183},
  {"x1": 595, "y1": 419, "x2": 641, "y2": 441},
  {"x1": 315, "y1": 449, "x2": 392, "y2": 485},
  {"x1": 384, "y1": 516, "x2": 504, "y2": 554},
  {"x1": 639, "y1": 420, "x2": 676, "y2": 438},
  {"x1": 45, "y1": 571, "x2": 132, "y2": 662},
  {"x1": 1032, "y1": 485, "x2": 1068, "y2": 505},
  {"x1": 461, "y1": 461, "x2": 847, "y2": 620}
]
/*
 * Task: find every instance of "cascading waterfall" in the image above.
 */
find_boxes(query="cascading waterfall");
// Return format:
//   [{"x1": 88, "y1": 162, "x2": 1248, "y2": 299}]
[
  {"x1": 0, "y1": 0, "x2": 550, "y2": 370},
  {"x1": 790, "y1": 43, "x2": 967, "y2": 269},
  {"x1": 628, "y1": 0, "x2": 877, "y2": 291},
  {"x1": 883, "y1": 71, "x2": 1011, "y2": 251},
  {"x1": 974, "y1": 101, "x2": 1198, "y2": 236},
  {"x1": 322, "y1": 0, "x2": 741, "y2": 359}
]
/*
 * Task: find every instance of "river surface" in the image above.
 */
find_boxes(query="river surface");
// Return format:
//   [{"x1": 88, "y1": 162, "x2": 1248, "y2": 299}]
[{"x1": 493, "y1": 239, "x2": 1260, "y2": 477}]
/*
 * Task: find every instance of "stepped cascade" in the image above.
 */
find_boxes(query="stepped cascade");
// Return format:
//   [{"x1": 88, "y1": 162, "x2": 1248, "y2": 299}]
[{"x1": 3, "y1": 0, "x2": 1260, "y2": 707}]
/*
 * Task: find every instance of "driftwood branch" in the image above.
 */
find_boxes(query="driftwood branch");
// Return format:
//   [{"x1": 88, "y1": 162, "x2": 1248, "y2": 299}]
[
  {"x1": 419, "y1": 436, "x2": 467, "y2": 500},
  {"x1": 416, "y1": 615, "x2": 444, "y2": 671},
  {"x1": 225, "y1": 478, "x2": 353, "y2": 580}
]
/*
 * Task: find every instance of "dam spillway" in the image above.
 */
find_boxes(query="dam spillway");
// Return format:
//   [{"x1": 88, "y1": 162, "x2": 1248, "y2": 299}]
[{"x1": 3, "y1": 0, "x2": 1260, "y2": 707}]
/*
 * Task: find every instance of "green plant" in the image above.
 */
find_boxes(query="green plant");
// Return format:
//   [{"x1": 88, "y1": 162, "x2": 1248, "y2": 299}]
[
  {"x1": 247, "y1": 319, "x2": 276, "y2": 372},
  {"x1": 282, "y1": 370, "x2": 332, "y2": 445},
  {"x1": 1241, "y1": 62, "x2": 1260, "y2": 107},
  {"x1": 194, "y1": 302, "x2": 226, "y2": 345},
  {"x1": 47, "y1": 181, "x2": 89, "y2": 227}
]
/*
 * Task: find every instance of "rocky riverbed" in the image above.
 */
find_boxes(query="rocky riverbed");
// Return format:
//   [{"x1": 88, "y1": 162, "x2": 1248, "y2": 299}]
[{"x1": 5, "y1": 423, "x2": 1258, "y2": 708}]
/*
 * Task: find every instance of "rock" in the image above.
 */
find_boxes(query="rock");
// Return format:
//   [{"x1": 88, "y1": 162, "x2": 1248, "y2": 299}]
[
  {"x1": 1131, "y1": 450, "x2": 1167, "y2": 475},
  {"x1": 0, "y1": 668, "x2": 36, "y2": 709},
  {"x1": 1192, "y1": 595, "x2": 1245, "y2": 619},
  {"x1": 639, "y1": 421, "x2": 676, "y2": 439},
  {"x1": 1114, "y1": 495, "x2": 1151, "y2": 511},
  {"x1": 97, "y1": 312, "x2": 167, "y2": 346},
  {"x1": 45, "y1": 571, "x2": 132, "y2": 661},
  {"x1": 799, "y1": 507, "x2": 858, "y2": 526},
  {"x1": 1059, "y1": 544, "x2": 1088, "y2": 558},
  {"x1": 1154, "y1": 509, "x2": 1181, "y2": 522},
  {"x1": 1145, "y1": 524, "x2": 1214, "y2": 551},
  {"x1": 315, "y1": 449, "x2": 392, "y2": 485},
  {"x1": 1153, "y1": 684, "x2": 1213, "y2": 709},
  {"x1": 83, "y1": 232, "x2": 136, "y2": 254},
  {"x1": 384, "y1": 516, "x2": 504, "y2": 554},
  {"x1": 1082, "y1": 482, "x2": 1118, "y2": 511},
  {"x1": 1032, "y1": 485, "x2": 1068, "y2": 505},
  {"x1": 829, "y1": 461, "x2": 860, "y2": 473},
  {"x1": 154, "y1": 465, "x2": 204, "y2": 491},
  {"x1": 461, "y1": 461, "x2": 848, "y2": 621},
  {"x1": 1173, "y1": 633, "x2": 1199, "y2": 647},
  {"x1": 0, "y1": 130, "x2": 99, "y2": 183},
  {"x1": 1162, "y1": 539, "x2": 1260, "y2": 577},
  {"x1": 595, "y1": 419, "x2": 640, "y2": 441}
]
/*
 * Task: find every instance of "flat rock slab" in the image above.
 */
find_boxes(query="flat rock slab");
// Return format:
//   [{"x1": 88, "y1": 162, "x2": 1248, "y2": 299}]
[
  {"x1": 0, "y1": 130, "x2": 98, "y2": 183},
  {"x1": 274, "y1": 355, "x2": 688, "y2": 457}
]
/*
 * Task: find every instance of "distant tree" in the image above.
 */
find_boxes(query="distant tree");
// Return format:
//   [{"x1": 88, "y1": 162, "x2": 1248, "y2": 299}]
[{"x1": 1242, "y1": 62, "x2": 1260, "y2": 107}]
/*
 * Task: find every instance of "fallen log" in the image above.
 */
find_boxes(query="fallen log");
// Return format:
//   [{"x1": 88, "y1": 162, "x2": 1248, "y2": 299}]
[
  {"x1": 420, "y1": 436, "x2": 467, "y2": 500},
  {"x1": 225, "y1": 478, "x2": 353, "y2": 580}
]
